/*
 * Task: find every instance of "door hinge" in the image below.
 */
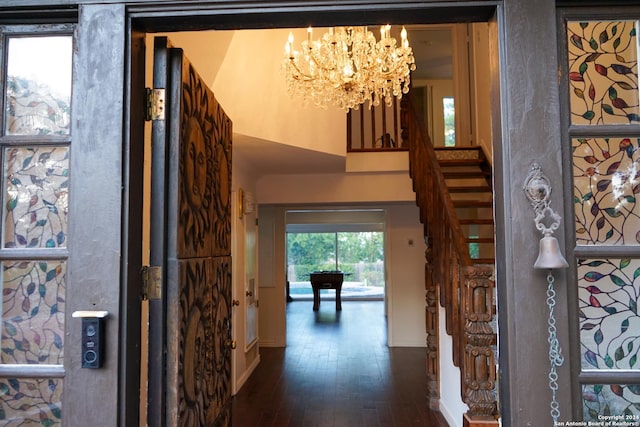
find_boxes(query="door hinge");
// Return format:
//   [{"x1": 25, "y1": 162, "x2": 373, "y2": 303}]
[
  {"x1": 141, "y1": 265, "x2": 162, "y2": 300},
  {"x1": 145, "y1": 88, "x2": 165, "y2": 121}
]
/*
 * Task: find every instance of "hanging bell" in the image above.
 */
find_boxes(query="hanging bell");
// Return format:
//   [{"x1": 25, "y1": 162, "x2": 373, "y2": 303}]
[{"x1": 534, "y1": 235, "x2": 569, "y2": 269}]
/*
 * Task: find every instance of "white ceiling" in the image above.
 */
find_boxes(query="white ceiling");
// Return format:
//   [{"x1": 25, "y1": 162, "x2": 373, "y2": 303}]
[{"x1": 225, "y1": 25, "x2": 454, "y2": 177}]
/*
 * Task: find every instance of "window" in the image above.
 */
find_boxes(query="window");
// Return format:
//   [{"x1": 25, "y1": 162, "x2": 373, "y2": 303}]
[
  {"x1": 0, "y1": 29, "x2": 73, "y2": 426},
  {"x1": 287, "y1": 231, "x2": 385, "y2": 299},
  {"x1": 562, "y1": 16, "x2": 640, "y2": 420},
  {"x1": 443, "y1": 96, "x2": 456, "y2": 146}
]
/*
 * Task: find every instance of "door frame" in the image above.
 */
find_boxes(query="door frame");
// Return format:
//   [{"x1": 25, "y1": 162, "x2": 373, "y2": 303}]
[{"x1": 124, "y1": 1, "x2": 569, "y2": 426}]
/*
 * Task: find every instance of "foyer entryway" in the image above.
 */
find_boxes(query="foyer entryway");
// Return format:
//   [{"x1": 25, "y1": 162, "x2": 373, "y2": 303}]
[{"x1": 232, "y1": 300, "x2": 448, "y2": 426}]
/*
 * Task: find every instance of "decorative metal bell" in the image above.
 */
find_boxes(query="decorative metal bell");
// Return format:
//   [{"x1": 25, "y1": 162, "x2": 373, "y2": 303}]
[{"x1": 534, "y1": 234, "x2": 569, "y2": 270}]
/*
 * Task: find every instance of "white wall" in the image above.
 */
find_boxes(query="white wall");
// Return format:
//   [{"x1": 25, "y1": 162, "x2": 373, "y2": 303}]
[
  {"x1": 231, "y1": 154, "x2": 261, "y2": 393},
  {"x1": 257, "y1": 203, "x2": 427, "y2": 348},
  {"x1": 386, "y1": 204, "x2": 428, "y2": 347},
  {"x1": 438, "y1": 306, "x2": 469, "y2": 427}
]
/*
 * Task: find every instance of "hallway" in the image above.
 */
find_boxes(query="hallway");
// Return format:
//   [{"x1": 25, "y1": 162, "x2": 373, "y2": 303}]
[{"x1": 232, "y1": 300, "x2": 448, "y2": 426}]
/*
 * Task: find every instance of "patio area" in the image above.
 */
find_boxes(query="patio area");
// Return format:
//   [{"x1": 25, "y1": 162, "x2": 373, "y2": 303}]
[{"x1": 288, "y1": 281, "x2": 384, "y2": 300}]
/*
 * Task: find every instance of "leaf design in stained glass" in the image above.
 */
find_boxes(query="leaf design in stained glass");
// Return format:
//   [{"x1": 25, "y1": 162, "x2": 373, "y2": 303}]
[
  {"x1": 3, "y1": 147, "x2": 69, "y2": 249},
  {"x1": 5, "y1": 36, "x2": 72, "y2": 136},
  {"x1": 573, "y1": 137, "x2": 640, "y2": 245},
  {"x1": 0, "y1": 378, "x2": 62, "y2": 426},
  {"x1": 583, "y1": 384, "x2": 640, "y2": 420},
  {"x1": 579, "y1": 258, "x2": 640, "y2": 370},
  {"x1": 1, "y1": 261, "x2": 65, "y2": 365},
  {"x1": 567, "y1": 20, "x2": 639, "y2": 125}
]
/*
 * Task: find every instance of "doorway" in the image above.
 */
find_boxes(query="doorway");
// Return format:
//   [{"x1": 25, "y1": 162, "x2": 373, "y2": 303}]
[{"x1": 131, "y1": 4, "x2": 500, "y2": 427}]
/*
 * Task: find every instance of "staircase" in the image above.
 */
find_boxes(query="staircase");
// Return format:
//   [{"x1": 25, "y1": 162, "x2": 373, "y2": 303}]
[
  {"x1": 435, "y1": 147, "x2": 495, "y2": 265},
  {"x1": 402, "y1": 96, "x2": 499, "y2": 427}
]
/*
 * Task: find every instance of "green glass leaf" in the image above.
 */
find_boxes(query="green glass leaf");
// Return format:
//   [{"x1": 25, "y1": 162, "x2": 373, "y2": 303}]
[
  {"x1": 39, "y1": 284, "x2": 46, "y2": 298},
  {"x1": 610, "y1": 274, "x2": 626, "y2": 286},
  {"x1": 630, "y1": 299, "x2": 637, "y2": 315},
  {"x1": 39, "y1": 262, "x2": 47, "y2": 272},
  {"x1": 589, "y1": 37, "x2": 598, "y2": 50},
  {"x1": 4, "y1": 322, "x2": 17, "y2": 337},
  {"x1": 609, "y1": 86, "x2": 618, "y2": 99},
  {"x1": 604, "y1": 306, "x2": 618, "y2": 314},
  {"x1": 595, "y1": 329, "x2": 604, "y2": 344},
  {"x1": 634, "y1": 267, "x2": 640, "y2": 280},
  {"x1": 604, "y1": 354, "x2": 614, "y2": 367},
  {"x1": 631, "y1": 354, "x2": 637, "y2": 368},
  {"x1": 586, "y1": 260, "x2": 605, "y2": 267},
  {"x1": 6, "y1": 198, "x2": 17, "y2": 211},
  {"x1": 22, "y1": 155, "x2": 33, "y2": 169},
  {"x1": 579, "y1": 62, "x2": 588, "y2": 75},
  {"x1": 48, "y1": 403, "x2": 62, "y2": 419},
  {"x1": 603, "y1": 104, "x2": 614, "y2": 115},
  {"x1": 604, "y1": 207, "x2": 622, "y2": 218},
  {"x1": 628, "y1": 341, "x2": 634, "y2": 353},
  {"x1": 45, "y1": 268, "x2": 57, "y2": 282},
  {"x1": 615, "y1": 346, "x2": 625, "y2": 361},
  {"x1": 621, "y1": 318, "x2": 629, "y2": 333},
  {"x1": 625, "y1": 195, "x2": 636, "y2": 203},
  {"x1": 613, "y1": 37, "x2": 621, "y2": 48},
  {"x1": 45, "y1": 238, "x2": 56, "y2": 248},
  {"x1": 628, "y1": 113, "x2": 640, "y2": 122},
  {"x1": 594, "y1": 384, "x2": 603, "y2": 394}
]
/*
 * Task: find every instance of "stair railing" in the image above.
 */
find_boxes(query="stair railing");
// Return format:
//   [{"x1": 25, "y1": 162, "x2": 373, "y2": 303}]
[{"x1": 402, "y1": 95, "x2": 498, "y2": 425}]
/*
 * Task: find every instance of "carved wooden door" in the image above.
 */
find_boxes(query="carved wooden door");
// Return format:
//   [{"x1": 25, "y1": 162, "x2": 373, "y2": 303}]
[{"x1": 148, "y1": 37, "x2": 233, "y2": 427}]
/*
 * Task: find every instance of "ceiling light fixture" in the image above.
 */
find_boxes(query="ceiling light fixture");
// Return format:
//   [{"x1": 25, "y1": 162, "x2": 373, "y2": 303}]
[{"x1": 283, "y1": 25, "x2": 416, "y2": 110}]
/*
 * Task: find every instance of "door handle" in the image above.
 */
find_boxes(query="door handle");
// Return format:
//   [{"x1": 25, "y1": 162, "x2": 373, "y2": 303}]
[
  {"x1": 233, "y1": 299, "x2": 240, "y2": 306},
  {"x1": 246, "y1": 291, "x2": 253, "y2": 297}
]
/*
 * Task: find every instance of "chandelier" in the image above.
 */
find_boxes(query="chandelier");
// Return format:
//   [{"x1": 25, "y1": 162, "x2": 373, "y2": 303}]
[{"x1": 283, "y1": 25, "x2": 416, "y2": 110}]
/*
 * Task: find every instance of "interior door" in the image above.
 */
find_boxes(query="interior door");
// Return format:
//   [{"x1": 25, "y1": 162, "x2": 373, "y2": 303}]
[{"x1": 147, "y1": 37, "x2": 233, "y2": 427}]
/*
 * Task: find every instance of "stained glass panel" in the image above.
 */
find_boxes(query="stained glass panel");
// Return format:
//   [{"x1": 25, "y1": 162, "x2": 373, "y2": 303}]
[
  {"x1": 573, "y1": 137, "x2": 640, "y2": 245},
  {"x1": 578, "y1": 258, "x2": 640, "y2": 370},
  {"x1": 567, "y1": 20, "x2": 639, "y2": 125},
  {"x1": 1, "y1": 261, "x2": 65, "y2": 365},
  {"x1": 3, "y1": 147, "x2": 69, "y2": 249},
  {"x1": 0, "y1": 378, "x2": 62, "y2": 426},
  {"x1": 5, "y1": 36, "x2": 72, "y2": 136},
  {"x1": 583, "y1": 384, "x2": 640, "y2": 420}
]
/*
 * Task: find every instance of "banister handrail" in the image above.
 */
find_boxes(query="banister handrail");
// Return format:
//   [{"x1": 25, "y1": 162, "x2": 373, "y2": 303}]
[
  {"x1": 403, "y1": 94, "x2": 498, "y2": 425},
  {"x1": 405, "y1": 98, "x2": 472, "y2": 267}
]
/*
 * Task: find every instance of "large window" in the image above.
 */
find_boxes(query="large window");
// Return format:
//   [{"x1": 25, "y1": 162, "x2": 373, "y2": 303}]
[
  {"x1": 287, "y1": 231, "x2": 384, "y2": 286},
  {"x1": 0, "y1": 28, "x2": 73, "y2": 426},
  {"x1": 561, "y1": 15, "x2": 640, "y2": 421},
  {"x1": 285, "y1": 209, "x2": 386, "y2": 299}
]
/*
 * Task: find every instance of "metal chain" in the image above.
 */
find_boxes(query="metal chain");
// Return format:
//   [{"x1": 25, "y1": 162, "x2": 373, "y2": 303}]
[{"x1": 546, "y1": 272, "x2": 564, "y2": 424}]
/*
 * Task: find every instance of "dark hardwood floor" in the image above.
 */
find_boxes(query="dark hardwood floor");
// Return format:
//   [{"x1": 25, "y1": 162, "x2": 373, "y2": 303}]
[{"x1": 232, "y1": 299, "x2": 449, "y2": 427}]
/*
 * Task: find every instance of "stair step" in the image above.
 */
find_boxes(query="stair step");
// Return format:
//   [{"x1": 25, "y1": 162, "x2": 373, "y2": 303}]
[
  {"x1": 465, "y1": 237, "x2": 494, "y2": 244},
  {"x1": 438, "y1": 158, "x2": 484, "y2": 168},
  {"x1": 442, "y1": 170, "x2": 490, "y2": 179},
  {"x1": 459, "y1": 219, "x2": 494, "y2": 225},
  {"x1": 471, "y1": 258, "x2": 495, "y2": 265},
  {"x1": 453, "y1": 200, "x2": 493, "y2": 208},
  {"x1": 448, "y1": 185, "x2": 492, "y2": 193}
]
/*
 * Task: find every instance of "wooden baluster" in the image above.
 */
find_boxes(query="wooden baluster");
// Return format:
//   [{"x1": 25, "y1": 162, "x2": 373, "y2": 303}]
[{"x1": 463, "y1": 265, "x2": 498, "y2": 425}]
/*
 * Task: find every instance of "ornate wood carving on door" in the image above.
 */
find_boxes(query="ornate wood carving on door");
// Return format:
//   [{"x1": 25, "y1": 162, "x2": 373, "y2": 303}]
[{"x1": 150, "y1": 38, "x2": 233, "y2": 427}]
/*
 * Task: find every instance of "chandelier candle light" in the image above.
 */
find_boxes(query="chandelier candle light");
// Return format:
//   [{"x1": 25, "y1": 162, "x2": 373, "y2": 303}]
[{"x1": 283, "y1": 25, "x2": 416, "y2": 110}]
